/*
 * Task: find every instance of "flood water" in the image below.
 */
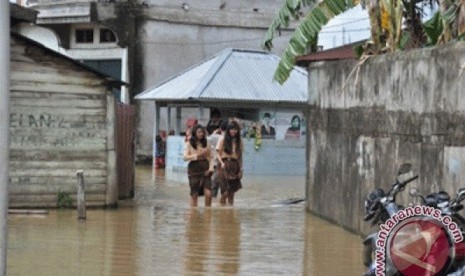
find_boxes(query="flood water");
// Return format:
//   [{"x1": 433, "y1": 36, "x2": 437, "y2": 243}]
[{"x1": 7, "y1": 166, "x2": 364, "y2": 275}]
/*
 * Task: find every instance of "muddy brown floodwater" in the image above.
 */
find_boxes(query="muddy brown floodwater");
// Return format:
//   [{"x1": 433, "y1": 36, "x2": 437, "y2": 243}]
[{"x1": 7, "y1": 166, "x2": 365, "y2": 275}]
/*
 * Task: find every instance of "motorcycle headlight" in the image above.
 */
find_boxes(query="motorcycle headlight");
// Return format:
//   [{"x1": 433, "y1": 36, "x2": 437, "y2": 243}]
[
  {"x1": 437, "y1": 201, "x2": 449, "y2": 209},
  {"x1": 364, "y1": 188, "x2": 386, "y2": 213}
]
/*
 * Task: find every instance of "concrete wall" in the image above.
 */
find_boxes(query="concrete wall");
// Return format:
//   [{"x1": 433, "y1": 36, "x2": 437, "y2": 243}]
[
  {"x1": 134, "y1": 0, "x2": 294, "y2": 160},
  {"x1": 306, "y1": 42, "x2": 465, "y2": 235}
]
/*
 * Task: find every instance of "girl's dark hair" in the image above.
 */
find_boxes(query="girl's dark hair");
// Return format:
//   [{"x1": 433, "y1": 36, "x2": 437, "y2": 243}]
[
  {"x1": 189, "y1": 125, "x2": 207, "y2": 149},
  {"x1": 224, "y1": 121, "x2": 242, "y2": 155}
]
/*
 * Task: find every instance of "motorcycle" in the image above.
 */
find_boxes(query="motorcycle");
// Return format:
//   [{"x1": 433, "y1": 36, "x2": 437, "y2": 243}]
[
  {"x1": 362, "y1": 165, "x2": 465, "y2": 276},
  {"x1": 362, "y1": 163, "x2": 419, "y2": 276},
  {"x1": 408, "y1": 187, "x2": 465, "y2": 274}
]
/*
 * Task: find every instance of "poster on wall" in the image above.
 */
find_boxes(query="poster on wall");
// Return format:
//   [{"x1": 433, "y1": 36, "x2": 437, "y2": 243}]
[{"x1": 258, "y1": 111, "x2": 305, "y2": 141}]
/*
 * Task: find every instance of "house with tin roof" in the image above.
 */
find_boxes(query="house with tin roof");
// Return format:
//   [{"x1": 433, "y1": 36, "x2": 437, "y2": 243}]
[{"x1": 136, "y1": 48, "x2": 308, "y2": 181}]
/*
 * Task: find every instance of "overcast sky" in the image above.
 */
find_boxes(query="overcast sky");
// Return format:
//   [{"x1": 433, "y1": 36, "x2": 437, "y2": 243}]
[{"x1": 318, "y1": 6, "x2": 370, "y2": 50}]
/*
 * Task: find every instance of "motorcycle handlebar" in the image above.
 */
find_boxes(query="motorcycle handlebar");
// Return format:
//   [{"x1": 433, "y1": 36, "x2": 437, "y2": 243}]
[
  {"x1": 389, "y1": 175, "x2": 419, "y2": 198},
  {"x1": 399, "y1": 175, "x2": 419, "y2": 186}
]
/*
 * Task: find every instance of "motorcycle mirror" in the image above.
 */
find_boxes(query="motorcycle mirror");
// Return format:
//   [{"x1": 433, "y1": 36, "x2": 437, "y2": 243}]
[
  {"x1": 398, "y1": 163, "x2": 412, "y2": 175},
  {"x1": 409, "y1": 187, "x2": 420, "y2": 198},
  {"x1": 396, "y1": 163, "x2": 414, "y2": 184}
]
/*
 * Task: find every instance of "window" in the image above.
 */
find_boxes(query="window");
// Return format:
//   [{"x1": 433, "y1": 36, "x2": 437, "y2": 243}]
[
  {"x1": 75, "y1": 29, "x2": 94, "y2": 43},
  {"x1": 25, "y1": 0, "x2": 38, "y2": 5},
  {"x1": 100, "y1": 29, "x2": 116, "y2": 43}
]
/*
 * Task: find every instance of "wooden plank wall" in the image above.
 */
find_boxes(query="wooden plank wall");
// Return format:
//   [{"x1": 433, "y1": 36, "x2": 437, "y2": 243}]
[
  {"x1": 8, "y1": 36, "x2": 114, "y2": 208},
  {"x1": 116, "y1": 103, "x2": 136, "y2": 199}
]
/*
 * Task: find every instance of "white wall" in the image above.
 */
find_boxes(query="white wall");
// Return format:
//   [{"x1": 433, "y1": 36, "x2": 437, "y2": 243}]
[{"x1": 17, "y1": 22, "x2": 129, "y2": 103}]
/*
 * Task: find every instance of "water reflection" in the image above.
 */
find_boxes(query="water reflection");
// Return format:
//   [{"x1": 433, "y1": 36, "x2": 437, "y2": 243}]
[
  {"x1": 213, "y1": 209, "x2": 241, "y2": 275},
  {"x1": 7, "y1": 166, "x2": 365, "y2": 276},
  {"x1": 184, "y1": 209, "x2": 212, "y2": 274}
]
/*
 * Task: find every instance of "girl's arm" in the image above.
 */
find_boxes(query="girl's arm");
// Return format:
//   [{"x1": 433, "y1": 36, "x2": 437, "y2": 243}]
[
  {"x1": 183, "y1": 143, "x2": 198, "y2": 161},
  {"x1": 206, "y1": 142, "x2": 214, "y2": 172},
  {"x1": 216, "y1": 138, "x2": 224, "y2": 167}
]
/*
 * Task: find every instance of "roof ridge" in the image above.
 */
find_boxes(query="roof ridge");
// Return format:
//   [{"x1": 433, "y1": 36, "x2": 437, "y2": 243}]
[
  {"x1": 135, "y1": 51, "x2": 224, "y2": 99},
  {"x1": 190, "y1": 48, "x2": 233, "y2": 99}
]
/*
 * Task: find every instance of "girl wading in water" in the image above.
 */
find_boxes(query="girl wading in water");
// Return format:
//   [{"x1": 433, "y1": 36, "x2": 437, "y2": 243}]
[
  {"x1": 184, "y1": 125, "x2": 214, "y2": 207},
  {"x1": 216, "y1": 121, "x2": 244, "y2": 206}
]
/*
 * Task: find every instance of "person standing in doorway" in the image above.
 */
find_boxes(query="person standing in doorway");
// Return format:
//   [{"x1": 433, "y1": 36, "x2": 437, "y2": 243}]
[
  {"x1": 216, "y1": 121, "x2": 243, "y2": 206},
  {"x1": 184, "y1": 125, "x2": 214, "y2": 207}
]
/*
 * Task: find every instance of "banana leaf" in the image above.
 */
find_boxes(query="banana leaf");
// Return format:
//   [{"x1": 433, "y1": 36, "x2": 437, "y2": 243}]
[
  {"x1": 264, "y1": 0, "x2": 359, "y2": 84},
  {"x1": 263, "y1": 0, "x2": 316, "y2": 51},
  {"x1": 423, "y1": 11, "x2": 443, "y2": 45}
]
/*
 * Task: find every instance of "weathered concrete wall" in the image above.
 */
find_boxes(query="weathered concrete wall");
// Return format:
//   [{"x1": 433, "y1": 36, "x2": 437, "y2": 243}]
[
  {"x1": 134, "y1": 0, "x2": 294, "y2": 160},
  {"x1": 306, "y1": 42, "x2": 465, "y2": 235}
]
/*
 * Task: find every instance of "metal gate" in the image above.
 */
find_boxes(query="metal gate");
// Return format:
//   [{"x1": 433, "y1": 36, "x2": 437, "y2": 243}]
[{"x1": 116, "y1": 103, "x2": 136, "y2": 199}]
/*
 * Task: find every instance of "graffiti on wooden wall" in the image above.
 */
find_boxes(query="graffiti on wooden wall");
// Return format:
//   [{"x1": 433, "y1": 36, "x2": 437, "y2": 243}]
[{"x1": 9, "y1": 112, "x2": 107, "y2": 148}]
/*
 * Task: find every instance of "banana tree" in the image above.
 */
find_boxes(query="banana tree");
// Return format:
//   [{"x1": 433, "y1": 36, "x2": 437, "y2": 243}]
[
  {"x1": 263, "y1": 0, "x2": 416, "y2": 83},
  {"x1": 263, "y1": 0, "x2": 360, "y2": 84},
  {"x1": 264, "y1": 0, "x2": 465, "y2": 84}
]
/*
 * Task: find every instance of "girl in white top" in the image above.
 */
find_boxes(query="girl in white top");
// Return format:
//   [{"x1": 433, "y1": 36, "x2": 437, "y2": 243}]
[
  {"x1": 184, "y1": 125, "x2": 214, "y2": 207},
  {"x1": 216, "y1": 121, "x2": 243, "y2": 206}
]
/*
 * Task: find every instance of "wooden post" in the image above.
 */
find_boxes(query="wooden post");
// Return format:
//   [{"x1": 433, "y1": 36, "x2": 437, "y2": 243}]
[
  {"x1": 105, "y1": 94, "x2": 117, "y2": 207},
  {"x1": 76, "y1": 170, "x2": 86, "y2": 220},
  {"x1": 198, "y1": 106, "x2": 204, "y2": 123},
  {"x1": 166, "y1": 106, "x2": 171, "y2": 133},
  {"x1": 153, "y1": 102, "x2": 161, "y2": 176},
  {"x1": 0, "y1": 2, "x2": 10, "y2": 273},
  {"x1": 175, "y1": 107, "x2": 181, "y2": 135}
]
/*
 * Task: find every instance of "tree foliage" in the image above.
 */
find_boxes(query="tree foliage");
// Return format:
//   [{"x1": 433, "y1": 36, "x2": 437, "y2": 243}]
[{"x1": 265, "y1": 0, "x2": 465, "y2": 84}]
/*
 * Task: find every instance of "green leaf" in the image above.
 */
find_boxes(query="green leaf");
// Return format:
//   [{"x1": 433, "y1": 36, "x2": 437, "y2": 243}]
[
  {"x1": 354, "y1": 44, "x2": 364, "y2": 58},
  {"x1": 423, "y1": 11, "x2": 443, "y2": 46},
  {"x1": 263, "y1": 0, "x2": 317, "y2": 51},
  {"x1": 399, "y1": 32, "x2": 411, "y2": 50},
  {"x1": 269, "y1": 0, "x2": 359, "y2": 84}
]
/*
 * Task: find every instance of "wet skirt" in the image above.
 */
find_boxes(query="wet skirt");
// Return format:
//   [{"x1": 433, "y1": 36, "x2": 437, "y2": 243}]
[
  {"x1": 218, "y1": 158, "x2": 242, "y2": 195},
  {"x1": 187, "y1": 160, "x2": 212, "y2": 196}
]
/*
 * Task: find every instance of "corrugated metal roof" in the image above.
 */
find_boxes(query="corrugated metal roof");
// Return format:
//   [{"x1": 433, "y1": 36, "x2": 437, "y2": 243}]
[
  {"x1": 135, "y1": 48, "x2": 308, "y2": 104},
  {"x1": 296, "y1": 41, "x2": 364, "y2": 65}
]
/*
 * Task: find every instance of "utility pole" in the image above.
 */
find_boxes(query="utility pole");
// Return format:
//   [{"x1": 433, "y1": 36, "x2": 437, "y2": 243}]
[{"x1": 0, "y1": 1, "x2": 10, "y2": 275}]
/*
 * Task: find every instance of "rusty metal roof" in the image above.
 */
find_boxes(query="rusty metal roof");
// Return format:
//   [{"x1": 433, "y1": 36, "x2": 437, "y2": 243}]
[
  {"x1": 296, "y1": 41, "x2": 364, "y2": 66},
  {"x1": 135, "y1": 48, "x2": 308, "y2": 105}
]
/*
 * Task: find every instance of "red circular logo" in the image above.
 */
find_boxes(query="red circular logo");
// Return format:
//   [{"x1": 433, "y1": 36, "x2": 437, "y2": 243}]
[{"x1": 389, "y1": 219, "x2": 452, "y2": 275}]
